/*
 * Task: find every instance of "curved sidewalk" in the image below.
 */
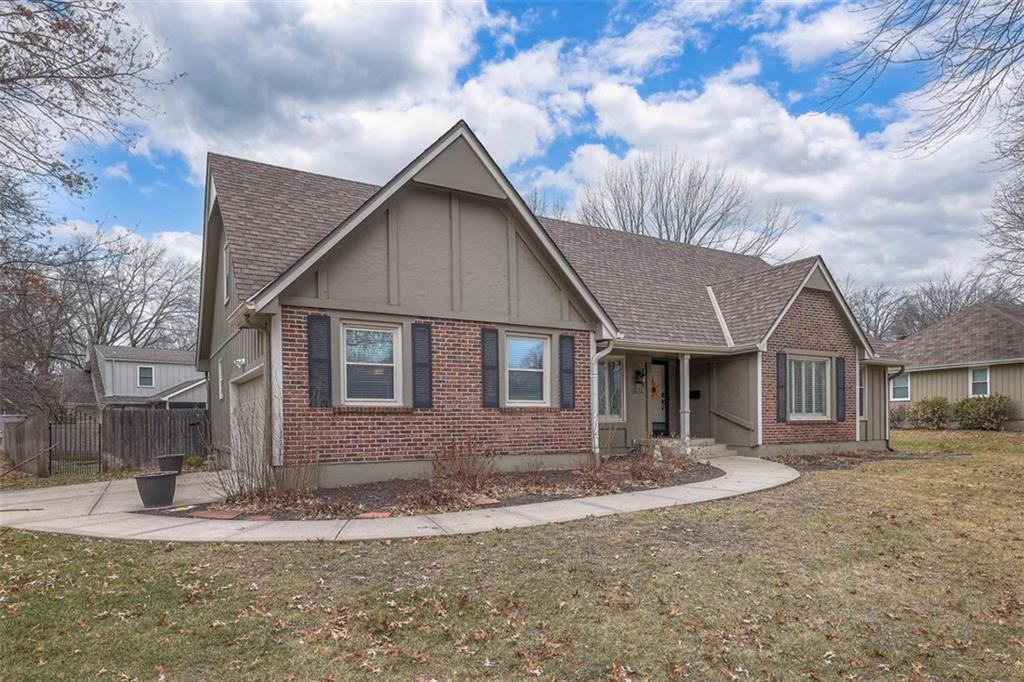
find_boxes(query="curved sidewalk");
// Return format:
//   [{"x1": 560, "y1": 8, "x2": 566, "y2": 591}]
[{"x1": 0, "y1": 456, "x2": 798, "y2": 543}]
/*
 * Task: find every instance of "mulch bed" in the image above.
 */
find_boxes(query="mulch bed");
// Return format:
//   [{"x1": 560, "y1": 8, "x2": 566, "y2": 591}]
[
  {"x1": 147, "y1": 458, "x2": 724, "y2": 521},
  {"x1": 766, "y1": 450, "x2": 970, "y2": 471}
]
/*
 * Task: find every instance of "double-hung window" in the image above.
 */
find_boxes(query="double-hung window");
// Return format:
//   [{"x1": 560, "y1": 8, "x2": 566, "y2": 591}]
[
  {"x1": 343, "y1": 324, "x2": 400, "y2": 402},
  {"x1": 969, "y1": 367, "x2": 990, "y2": 397},
  {"x1": 597, "y1": 356, "x2": 624, "y2": 421},
  {"x1": 890, "y1": 374, "x2": 910, "y2": 401},
  {"x1": 137, "y1": 366, "x2": 154, "y2": 388},
  {"x1": 506, "y1": 334, "x2": 549, "y2": 404},
  {"x1": 789, "y1": 356, "x2": 830, "y2": 419}
]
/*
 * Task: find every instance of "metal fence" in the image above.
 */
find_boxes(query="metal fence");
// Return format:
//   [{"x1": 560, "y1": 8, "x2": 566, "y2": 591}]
[{"x1": 48, "y1": 410, "x2": 102, "y2": 476}]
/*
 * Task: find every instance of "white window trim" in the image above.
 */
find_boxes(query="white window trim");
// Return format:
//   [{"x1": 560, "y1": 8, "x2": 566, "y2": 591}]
[
  {"x1": 857, "y1": 366, "x2": 867, "y2": 420},
  {"x1": 217, "y1": 358, "x2": 224, "y2": 401},
  {"x1": 597, "y1": 354, "x2": 626, "y2": 423},
  {"x1": 968, "y1": 366, "x2": 990, "y2": 398},
  {"x1": 788, "y1": 355, "x2": 831, "y2": 421},
  {"x1": 341, "y1": 322, "x2": 402, "y2": 405},
  {"x1": 889, "y1": 374, "x2": 911, "y2": 402},
  {"x1": 137, "y1": 365, "x2": 155, "y2": 388},
  {"x1": 505, "y1": 333, "x2": 550, "y2": 406},
  {"x1": 223, "y1": 243, "x2": 230, "y2": 306}
]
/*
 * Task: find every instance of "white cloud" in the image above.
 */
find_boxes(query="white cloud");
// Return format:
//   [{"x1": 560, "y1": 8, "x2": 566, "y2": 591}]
[
  {"x1": 102, "y1": 161, "x2": 132, "y2": 183},
  {"x1": 538, "y1": 61, "x2": 1004, "y2": 285},
  {"x1": 759, "y1": 3, "x2": 869, "y2": 67},
  {"x1": 50, "y1": 220, "x2": 202, "y2": 262}
]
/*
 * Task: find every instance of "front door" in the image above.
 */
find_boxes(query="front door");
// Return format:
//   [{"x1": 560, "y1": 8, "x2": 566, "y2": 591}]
[{"x1": 649, "y1": 360, "x2": 669, "y2": 436}]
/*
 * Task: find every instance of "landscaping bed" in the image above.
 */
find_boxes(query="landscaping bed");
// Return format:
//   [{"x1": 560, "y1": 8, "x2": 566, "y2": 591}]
[{"x1": 148, "y1": 456, "x2": 724, "y2": 521}]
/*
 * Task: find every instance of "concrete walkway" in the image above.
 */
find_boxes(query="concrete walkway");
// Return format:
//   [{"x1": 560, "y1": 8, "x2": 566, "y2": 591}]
[{"x1": 0, "y1": 456, "x2": 798, "y2": 543}]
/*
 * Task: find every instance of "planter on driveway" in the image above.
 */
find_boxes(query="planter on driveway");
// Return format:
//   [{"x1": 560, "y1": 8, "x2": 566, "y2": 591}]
[
  {"x1": 135, "y1": 471, "x2": 177, "y2": 508},
  {"x1": 157, "y1": 453, "x2": 185, "y2": 474}
]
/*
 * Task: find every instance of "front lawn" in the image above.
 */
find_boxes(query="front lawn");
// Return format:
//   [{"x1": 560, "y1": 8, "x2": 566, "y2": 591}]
[{"x1": 2, "y1": 430, "x2": 1022, "y2": 680}]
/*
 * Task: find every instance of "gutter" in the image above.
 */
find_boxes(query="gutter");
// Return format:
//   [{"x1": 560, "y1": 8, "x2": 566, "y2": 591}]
[{"x1": 591, "y1": 339, "x2": 616, "y2": 459}]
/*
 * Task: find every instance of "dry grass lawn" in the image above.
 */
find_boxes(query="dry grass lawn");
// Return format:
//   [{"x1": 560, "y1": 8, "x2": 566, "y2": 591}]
[{"x1": 2, "y1": 430, "x2": 1023, "y2": 680}]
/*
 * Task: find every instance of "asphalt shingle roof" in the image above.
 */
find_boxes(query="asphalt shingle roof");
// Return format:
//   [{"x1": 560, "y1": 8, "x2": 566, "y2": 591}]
[
  {"x1": 93, "y1": 345, "x2": 196, "y2": 365},
  {"x1": 887, "y1": 303, "x2": 1024, "y2": 369},
  {"x1": 207, "y1": 154, "x2": 830, "y2": 348}
]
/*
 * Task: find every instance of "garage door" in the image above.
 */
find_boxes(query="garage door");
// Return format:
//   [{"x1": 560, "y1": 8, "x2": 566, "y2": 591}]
[{"x1": 231, "y1": 375, "x2": 266, "y2": 475}]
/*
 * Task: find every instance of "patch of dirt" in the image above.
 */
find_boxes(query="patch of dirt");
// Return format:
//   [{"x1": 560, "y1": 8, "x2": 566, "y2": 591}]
[
  {"x1": 148, "y1": 458, "x2": 724, "y2": 521},
  {"x1": 766, "y1": 449, "x2": 970, "y2": 471}
]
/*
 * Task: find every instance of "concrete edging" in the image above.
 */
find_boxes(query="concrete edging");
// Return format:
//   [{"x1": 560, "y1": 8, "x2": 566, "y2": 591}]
[{"x1": 0, "y1": 456, "x2": 799, "y2": 543}]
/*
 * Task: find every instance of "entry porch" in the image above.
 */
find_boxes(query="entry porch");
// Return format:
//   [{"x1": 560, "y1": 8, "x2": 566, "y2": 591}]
[{"x1": 595, "y1": 349, "x2": 760, "y2": 454}]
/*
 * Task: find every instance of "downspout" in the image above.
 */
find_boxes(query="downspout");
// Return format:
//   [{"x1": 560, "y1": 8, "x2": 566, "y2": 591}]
[
  {"x1": 591, "y1": 338, "x2": 616, "y2": 461},
  {"x1": 886, "y1": 363, "x2": 906, "y2": 451}
]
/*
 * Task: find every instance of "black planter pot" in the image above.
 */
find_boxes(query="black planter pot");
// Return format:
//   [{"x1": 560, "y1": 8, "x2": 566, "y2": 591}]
[
  {"x1": 157, "y1": 453, "x2": 185, "y2": 474},
  {"x1": 135, "y1": 471, "x2": 177, "y2": 508}
]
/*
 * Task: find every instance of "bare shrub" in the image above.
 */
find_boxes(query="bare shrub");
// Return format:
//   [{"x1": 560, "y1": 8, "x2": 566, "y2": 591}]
[
  {"x1": 627, "y1": 438, "x2": 695, "y2": 485},
  {"x1": 431, "y1": 440, "x2": 498, "y2": 491}
]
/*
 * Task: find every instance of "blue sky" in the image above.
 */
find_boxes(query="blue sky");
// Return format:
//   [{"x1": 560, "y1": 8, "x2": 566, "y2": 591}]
[{"x1": 49, "y1": 1, "x2": 997, "y2": 285}]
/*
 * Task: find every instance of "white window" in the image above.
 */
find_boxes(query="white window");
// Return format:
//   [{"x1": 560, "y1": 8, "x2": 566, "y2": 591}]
[
  {"x1": 223, "y1": 243, "x2": 230, "y2": 305},
  {"x1": 506, "y1": 334, "x2": 549, "y2": 404},
  {"x1": 890, "y1": 374, "x2": 910, "y2": 402},
  {"x1": 137, "y1": 366, "x2": 154, "y2": 388},
  {"x1": 598, "y1": 356, "x2": 625, "y2": 421},
  {"x1": 217, "y1": 358, "x2": 224, "y2": 400},
  {"x1": 857, "y1": 367, "x2": 866, "y2": 418},
  {"x1": 969, "y1": 366, "x2": 990, "y2": 397},
  {"x1": 343, "y1": 324, "x2": 401, "y2": 403},
  {"x1": 789, "y1": 356, "x2": 830, "y2": 419}
]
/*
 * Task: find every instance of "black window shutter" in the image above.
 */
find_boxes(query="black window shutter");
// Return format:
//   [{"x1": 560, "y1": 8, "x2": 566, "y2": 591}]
[
  {"x1": 481, "y1": 328, "x2": 499, "y2": 407},
  {"x1": 776, "y1": 352, "x2": 787, "y2": 423},
  {"x1": 835, "y1": 357, "x2": 846, "y2": 422},
  {"x1": 412, "y1": 323, "x2": 433, "y2": 408},
  {"x1": 307, "y1": 314, "x2": 331, "y2": 407},
  {"x1": 559, "y1": 334, "x2": 575, "y2": 409}
]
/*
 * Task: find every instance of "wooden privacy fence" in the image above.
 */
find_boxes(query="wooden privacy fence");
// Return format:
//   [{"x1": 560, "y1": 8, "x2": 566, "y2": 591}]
[
  {"x1": 2, "y1": 414, "x2": 51, "y2": 476},
  {"x1": 101, "y1": 408, "x2": 209, "y2": 471}
]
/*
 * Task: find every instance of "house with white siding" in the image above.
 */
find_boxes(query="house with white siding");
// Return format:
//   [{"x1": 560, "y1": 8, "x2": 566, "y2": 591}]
[{"x1": 88, "y1": 345, "x2": 207, "y2": 410}]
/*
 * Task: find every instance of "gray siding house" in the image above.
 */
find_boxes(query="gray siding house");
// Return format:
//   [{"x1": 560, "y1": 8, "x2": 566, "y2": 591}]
[{"x1": 89, "y1": 345, "x2": 207, "y2": 409}]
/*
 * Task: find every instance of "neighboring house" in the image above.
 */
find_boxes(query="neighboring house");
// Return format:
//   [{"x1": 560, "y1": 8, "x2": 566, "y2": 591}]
[
  {"x1": 883, "y1": 303, "x2": 1024, "y2": 429},
  {"x1": 88, "y1": 345, "x2": 207, "y2": 410},
  {"x1": 196, "y1": 121, "x2": 898, "y2": 486}
]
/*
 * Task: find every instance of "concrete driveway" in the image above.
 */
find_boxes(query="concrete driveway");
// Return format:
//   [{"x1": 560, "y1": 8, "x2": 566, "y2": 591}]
[{"x1": 0, "y1": 456, "x2": 798, "y2": 543}]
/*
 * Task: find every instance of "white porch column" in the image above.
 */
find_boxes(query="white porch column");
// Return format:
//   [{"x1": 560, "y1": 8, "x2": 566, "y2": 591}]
[{"x1": 679, "y1": 353, "x2": 691, "y2": 454}]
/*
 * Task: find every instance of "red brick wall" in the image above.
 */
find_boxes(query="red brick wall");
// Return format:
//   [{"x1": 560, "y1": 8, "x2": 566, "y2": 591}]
[
  {"x1": 762, "y1": 288, "x2": 858, "y2": 445},
  {"x1": 281, "y1": 306, "x2": 592, "y2": 465}
]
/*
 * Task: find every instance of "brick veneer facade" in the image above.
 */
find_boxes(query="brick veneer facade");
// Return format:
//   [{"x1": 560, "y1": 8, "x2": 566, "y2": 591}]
[
  {"x1": 280, "y1": 306, "x2": 593, "y2": 465},
  {"x1": 762, "y1": 288, "x2": 859, "y2": 445}
]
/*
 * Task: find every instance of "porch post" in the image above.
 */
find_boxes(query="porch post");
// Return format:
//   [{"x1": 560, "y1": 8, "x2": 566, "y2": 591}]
[{"x1": 679, "y1": 353, "x2": 691, "y2": 455}]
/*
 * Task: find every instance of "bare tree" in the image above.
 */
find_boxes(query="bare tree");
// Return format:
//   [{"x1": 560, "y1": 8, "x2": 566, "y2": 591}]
[
  {"x1": 843, "y1": 278, "x2": 906, "y2": 340},
  {"x1": 58, "y1": 234, "x2": 200, "y2": 365},
  {"x1": 983, "y1": 168, "x2": 1024, "y2": 292},
  {"x1": 576, "y1": 151, "x2": 798, "y2": 258},
  {"x1": 845, "y1": 270, "x2": 1019, "y2": 340},
  {"x1": 524, "y1": 186, "x2": 568, "y2": 220},
  {"x1": 835, "y1": 0, "x2": 1024, "y2": 152}
]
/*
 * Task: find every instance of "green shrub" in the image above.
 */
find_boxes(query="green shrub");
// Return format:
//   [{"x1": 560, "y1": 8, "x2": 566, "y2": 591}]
[
  {"x1": 951, "y1": 394, "x2": 1015, "y2": 430},
  {"x1": 182, "y1": 454, "x2": 205, "y2": 470},
  {"x1": 889, "y1": 404, "x2": 908, "y2": 429},
  {"x1": 907, "y1": 397, "x2": 950, "y2": 429}
]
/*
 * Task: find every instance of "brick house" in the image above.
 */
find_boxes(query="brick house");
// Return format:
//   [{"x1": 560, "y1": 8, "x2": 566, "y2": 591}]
[{"x1": 195, "y1": 121, "x2": 898, "y2": 486}]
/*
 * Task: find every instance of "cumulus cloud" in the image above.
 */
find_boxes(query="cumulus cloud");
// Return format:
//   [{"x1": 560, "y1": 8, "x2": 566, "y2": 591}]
[
  {"x1": 758, "y1": 3, "x2": 869, "y2": 67},
  {"x1": 102, "y1": 161, "x2": 132, "y2": 183},
  {"x1": 50, "y1": 219, "x2": 202, "y2": 262}
]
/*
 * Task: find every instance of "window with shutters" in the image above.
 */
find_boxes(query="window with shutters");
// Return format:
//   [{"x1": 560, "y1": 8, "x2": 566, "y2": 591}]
[
  {"x1": 788, "y1": 356, "x2": 831, "y2": 420},
  {"x1": 597, "y1": 356, "x2": 624, "y2": 421},
  {"x1": 506, "y1": 334, "x2": 549, "y2": 404},
  {"x1": 342, "y1": 323, "x2": 401, "y2": 403}
]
